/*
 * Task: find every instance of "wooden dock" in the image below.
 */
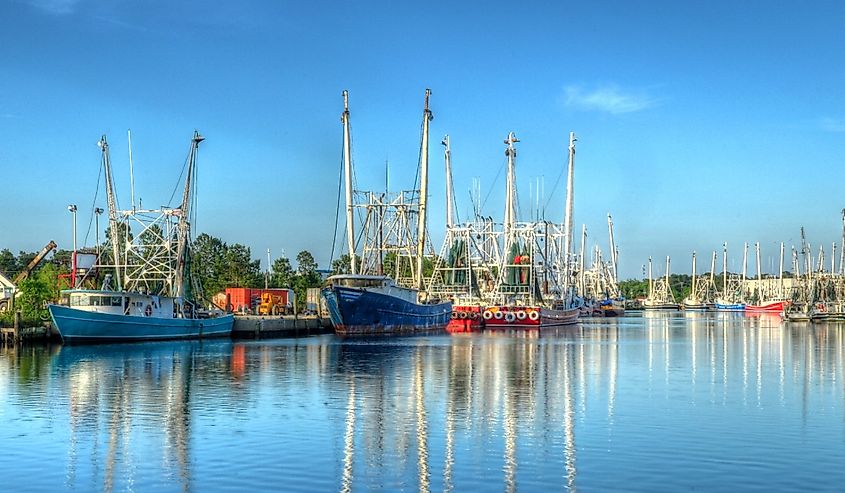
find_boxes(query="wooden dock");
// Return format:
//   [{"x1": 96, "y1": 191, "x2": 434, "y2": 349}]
[{"x1": 231, "y1": 315, "x2": 334, "y2": 339}]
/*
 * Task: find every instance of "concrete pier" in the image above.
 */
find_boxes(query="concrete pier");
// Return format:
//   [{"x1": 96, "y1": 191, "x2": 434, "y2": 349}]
[{"x1": 231, "y1": 315, "x2": 334, "y2": 339}]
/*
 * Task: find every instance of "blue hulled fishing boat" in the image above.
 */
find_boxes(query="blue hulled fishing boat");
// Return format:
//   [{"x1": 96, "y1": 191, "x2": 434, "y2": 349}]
[
  {"x1": 49, "y1": 132, "x2": 233, "y2": 343},
  {"x1": 322, "y1": 90, "x2": 451, "y2": 336}
]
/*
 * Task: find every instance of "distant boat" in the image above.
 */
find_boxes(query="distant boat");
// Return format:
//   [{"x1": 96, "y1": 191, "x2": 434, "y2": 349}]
[
  {"x1": 642, "y1": 256, "x2": 680, "y2": 310},
  {"x1": 49, "y1": 132, "x2": 233, "y2": 343},
  {"x1": 322, "y1": 90, "x2": 452, "y2": 336},
  {"x1": 714, "y1": 301, "x2": 745, "y2": 311},
  {"x1": 744, "y1": 300, "x2": 788, "y2": 313}
]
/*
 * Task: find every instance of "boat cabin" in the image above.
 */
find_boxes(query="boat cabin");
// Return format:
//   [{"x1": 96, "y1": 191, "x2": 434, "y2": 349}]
[{"x1": 60, "y1": 289, "x2": 181, "y2": 319}]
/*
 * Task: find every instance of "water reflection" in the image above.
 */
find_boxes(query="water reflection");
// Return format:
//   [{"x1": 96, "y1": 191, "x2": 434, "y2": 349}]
[{"x1": 2, "y1": 316, "x2": 845, "y2": 491}]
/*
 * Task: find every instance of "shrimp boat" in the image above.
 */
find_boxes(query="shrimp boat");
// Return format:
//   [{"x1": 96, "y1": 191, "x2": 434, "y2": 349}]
[
  {"x1": 642, "y1": 256, "x2": 680, "y2": 310},
  {"x1": 49, "y1": 132, "x2": 234, "y2": 343},
  {"x1": 322, "y1": 90, "x2": 452, "y2": 335},
  {"x1": 483, "y1": 132, "x2": 580, "y2": 329},
  {"x1": 428, "y1": 137, "x2": 500, "y2": 332}
]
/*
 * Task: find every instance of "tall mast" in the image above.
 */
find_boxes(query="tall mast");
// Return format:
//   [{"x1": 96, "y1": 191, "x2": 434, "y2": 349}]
[
  {"x1": 503, "y1": 132, "x2": 518, "y2": 241},
  {"x1": 128, "y1": 129, "x2": 136, "y2": 211},
  {"x1": 742, "y1": 242, "x2": 748, "y2": 284},
  {"x1": 710, "y1": 250, "x2": 717, "y2": 290},
  {"x1": 665, "y1": 256, "x2": 671, "y2": 292},
  {"x1": 562, "y1": 132, "x2": 577, "y2": 290},
  {"x1": 691, "y1": 251, "x2": 697, "y2": 300},
  {"x1": 779, "y1": 242, "x2": 785, "y2": 297},
  {"x1": 415, "y1": 88, "x2": 433, "y2": 291},
  {"x1": 840, "y1": 209, "x2": 845, "y2": 275},
  {"x1": 647, "y1": 256, "x2": 654, "y2": 298},
  {"x1": 173, "y1": 131, "x2": 203, "y2": 298},
  {"x1": 443, "y1": 135, "x2": 454, "y2": 229},
  {"x1": 578, "y1": 225, "x2": 586, "y2": 296},
  {"x1": 99, "y1": 135, "x2": 123, "y2": 290},
  {"x1": 607, "y1": 214, "x2": 618, "y2": 285},
  {"x1": 755, "y1": 242, "x2": 762, "y2": 282},
  {"x1": 722, "y1": 242, "x2": 727, "y2": 297},
  {"x1": 342, "y1": 90, "x2": 357, "y2": 275}
]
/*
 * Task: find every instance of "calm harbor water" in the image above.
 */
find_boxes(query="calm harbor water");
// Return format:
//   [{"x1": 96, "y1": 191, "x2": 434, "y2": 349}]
[{"x1": 2, "y1": 312, "x2": 845, "y2": 492}]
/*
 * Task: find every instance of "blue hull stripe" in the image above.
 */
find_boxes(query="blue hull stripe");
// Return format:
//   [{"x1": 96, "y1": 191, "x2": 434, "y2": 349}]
[
  {"x1": 49, "y1": 304, "x2": 234, "y2": 343},
  {"x1": 321, "y1": 286, "x2": 452, "y2": 335}
]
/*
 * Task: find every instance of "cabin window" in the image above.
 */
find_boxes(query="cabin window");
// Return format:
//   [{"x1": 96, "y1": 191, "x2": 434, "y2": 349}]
[
  {"x1": 338, "y1": 278, "x2": 384, "y2": 288},
  {"x1": 70, "y1": 295, "x2": 89, "y2": 306}
]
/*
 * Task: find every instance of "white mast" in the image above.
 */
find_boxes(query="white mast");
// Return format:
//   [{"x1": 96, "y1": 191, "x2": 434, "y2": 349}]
[
  {"x1": 710, "y1": 250, "x2": 717, "y2": 292},
  {"x1": 173, "y1": 131, "x2": 203, "y2": 299},
  {"x1": 442, "y1": 135, "x2": 454, "y2": 229},
  {"x1": 840, "y1": 209, "x2": 845, "y2": 275},
  {"x1": 665, "y1": 256, "x2": 671, "y2": 294},
  {"x1": 562, "y1": 132, "x2": 576, "y2": 291},
  {"x1": 99, "y1": 135, "x2": 123, "y2": 290},
  {"x1": 607, "y1": 214, "x2": 618, "y2": 285},
  {"x1": 691, "y1": 251, "x2": 697, "y2": 301},
  {"x1": 128, "y1": 129, "x2": 136, "y2": 211},
  {"x1": 722, "y1": 242, "x2": 728, "y2": 298},
  {"x1": 415, "y1": 89, "x2": 433, "y2": 291},
  {"x1": 755, "y1": 242, "x2": 762, "y2": 282},
  {"x1": 341, "y1": 90, "x2": 357, "y2": 275},
  {"x1": 648, "y1": 256, "x2": 654, "y2": 299},
  {"x1": 742, "y1": 242, "x2": 748, "y2": 284},
  {"x1": 579, "y1": 224, "x2": 587, "y2": 296},
  {"x1": 779, "y1": 242, "x2": 785, "y2": 298},
  {"x1": 503, "y1": 132, "x2": 518, "y2": 241}
]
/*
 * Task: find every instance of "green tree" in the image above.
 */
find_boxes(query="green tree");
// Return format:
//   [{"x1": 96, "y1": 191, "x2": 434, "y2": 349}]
[
  {"x1": 223, "y1": 244, "x2": 263, "y2": 288},
  {"x1": 0, "y1": 249, "x2": 15, "y2": 277},
  {"x1": 330, "y1": 254, "x2": 353, "y2": 275},
  {"x1": 291, "y1": 250, "x2": 322, "y2": 311},
  {"x1": 16, "y1": 277, "x2": 52, "y2": 320},
  {"x1": 270, "y1": 257, "x2": 294, "y2": 287}
]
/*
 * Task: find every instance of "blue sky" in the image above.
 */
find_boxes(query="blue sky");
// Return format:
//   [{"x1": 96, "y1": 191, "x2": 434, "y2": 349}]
[{"x1": 2, "y1": 0, "x2": 844, "y2": 279}]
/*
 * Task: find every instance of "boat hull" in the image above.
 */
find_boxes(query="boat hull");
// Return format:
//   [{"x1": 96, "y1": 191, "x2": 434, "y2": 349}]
[
  {"x1": 447, "y1": 305, "x2": 484, "y2": 333},
  {"x1": 48, "y1": 304, "x2": 234, "y2": 344},
  {"x1": 321, "y1": 286, "x2": 452, "y2": 336},
  {"x1": 482, "y1": 305, "x2": 579, "y2": 328},
  {"x1": 714, "y1": 303, "x2": 745, "y2": 311},
  {"x1": 744, "y1": 301, "x2": 787, "y2": 313}
]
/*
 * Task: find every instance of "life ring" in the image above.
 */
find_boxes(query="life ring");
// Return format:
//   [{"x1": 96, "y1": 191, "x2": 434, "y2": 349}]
[
  {"x1": 482, "y1": 310, "x2": 493, "y2": 320},
  {"x1": 458, "y1": 311, "x2": 468, "y2": 319},
  {"x1": 528, "y1": 310, "x2": 540, "y2": 321},
  {"x1": 451, "y1": 311, "x2": 459, "y2": 319},
  {"x1": 493, "y1": 311, "x2": 504, "y2": 320},
  {"x1": 505, "y1": 312, "x2": 516, "y2": 323},
  {"x1": 515, "y1": 310, "x2": 527, "y2": 320},
  {"x1": 144, "y1": 304, "x2": 152, "y2": 317},
  {"x1": 470, "y1": 312, "x2": 479, "y2": 320}
]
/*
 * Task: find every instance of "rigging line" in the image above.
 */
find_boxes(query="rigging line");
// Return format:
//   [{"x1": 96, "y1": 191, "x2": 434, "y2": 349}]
[
  {"x1": 480, "y1": 156, "x2": 506, "y2": 211},
  {"x1": 83, "y1": 161, "x2": 105, "y2": 248},
  {"x1": 542, "y1": 166, "x2": 566, "y2": 217},
  {"x1": 329, "y1": 135, "x2": 345, "y2": 264},
  {"x1": 168, "y1": 142, "x2": 192, "y2": 207}
]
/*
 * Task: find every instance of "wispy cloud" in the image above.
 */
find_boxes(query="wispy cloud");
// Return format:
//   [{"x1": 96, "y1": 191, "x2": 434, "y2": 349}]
[
  {"x1": 562, "y1": 84, "x2": 657, "y2": 115},
  {"x1": 25, "y1": 0, "x2": 81, "y2": 15},
  {"x1": 819, "y1": 117, "x2": 845, "y2": 133}
]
